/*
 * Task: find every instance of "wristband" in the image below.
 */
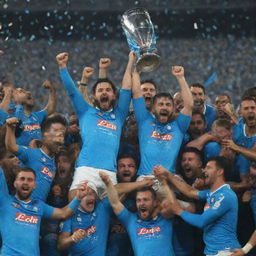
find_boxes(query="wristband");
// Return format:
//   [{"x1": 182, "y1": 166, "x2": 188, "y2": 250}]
[
  {"x1": 242, "y1": 243, "x2": 253, "y2": 254},
  {"x1": 68, "y1": 197, "x2": 81, "y2": 212},
  {"x1": 80, "y1": 83, "x2": 88, "y2": 86}
]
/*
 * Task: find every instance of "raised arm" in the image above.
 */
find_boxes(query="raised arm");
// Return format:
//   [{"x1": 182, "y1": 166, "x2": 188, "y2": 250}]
[
  {"x1": 99, "y1": 171, "x2": 124, "y2": 215},
  {"x1": 42, "y1": 80, "x2": 57, "y2": 115},
  {"x1": 5, "y1": 117, "x2": 19, "y2": 153},
  {"x1": 115, "y1": 177, "x2": 154, "y2": 196},
  {"x1": 99, "y1": 58, "x2": 111, "y2": 79},
  {"x1": 0, "y1": 87, "x2": 12, "y2": 112},
  {"x1": 79, "y1": 67, "x2": 94, "y2": 104},
  {"x1": 51, "y1": 182, "x2": 88, "y2": 220},
  {"x1": 171, "y1": 66, "x2": 193, "y2": 116},
  {"x1": 122, "y1": 51, "x2": 136, "y2": 90},
  {"x1": 132, "y1": 68, "x2": 142, "y2": 99},
  {"x1": 153, "y1": 165, "x2": 199, "y2": 200},
  {"x1": 56, "y1": 52, "x2": 88, "y2": 116}
]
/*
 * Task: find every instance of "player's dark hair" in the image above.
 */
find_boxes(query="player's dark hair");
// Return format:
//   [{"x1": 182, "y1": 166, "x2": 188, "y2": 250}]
[
  {"x1": 190, "y1": 83, "x2": 206, "y2": 94},
  {"x1": 41, "y1": 113, "x2": 67, "y2": 134},
  {"x1": 92, "y1": 78, "x2": 117, "y2": 95},
  {"x1": 192, "y1": 110, "x2": 206, "y2": 123},
  {"x1": 153, "y1": 92, "x2": 173, "y2": 105},
  {"x1": 207, "y1": 156, "x2": 230, "y2": 181},
  {"x1": 136, "y1": 186, "x2": 157, "y2": 200},
  {"x1": 182, "y1": 147, "x2": 203, "y2": 163},
  {"x1": 15, "y1": 167, "x2": 36, "y2": 179},
  {"x1": 215, "y1": 94, "x2": 232, "y2": 103},
  {"x1": 240, "y1": 96, "x2": 256, "y2": 105},
  {"x1": 117, "y1": 153, "x2": 138, "y2": 169},
  {"x1": 141, "y1": 79, "x2": 157, "y2": 90}
]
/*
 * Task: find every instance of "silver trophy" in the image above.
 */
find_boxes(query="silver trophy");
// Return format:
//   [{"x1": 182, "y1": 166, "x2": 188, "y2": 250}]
[{"x1": 121, "y1": 8, "x2": 160, "y2": 72}]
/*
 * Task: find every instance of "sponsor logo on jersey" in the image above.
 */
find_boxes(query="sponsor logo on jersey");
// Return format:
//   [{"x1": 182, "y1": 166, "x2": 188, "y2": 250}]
[
  {"x1": 23, "y1": 124, "x2": 41, "y2": 132},
  {"x1": 97, "y1": 119, "x2": 117, "y2": 130},
  {"x1": 151, "y1": 131, "x2": 172, "y2": 141},
  {"x1": 15, "y1": 212, "x2": 38, "y2": 224},
  {"x1": 41, "y1": 166, "x2": 54, "y2": 178},
  {"x1": 74, "y1": 225, "x2": 96, "y2": 236},
  {"x1": 137, "y1": 226, "x2": 161, "y2": 235}
]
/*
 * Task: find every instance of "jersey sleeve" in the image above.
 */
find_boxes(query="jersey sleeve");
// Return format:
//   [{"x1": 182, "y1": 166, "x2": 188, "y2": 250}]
[
  {"x1": 198, "y1": 190, "x2": 209, "y2": 201},
  {"x1": 0, "y1": 168, "x2": 9, "y2": 202},
  {"x1": 180, "y1": 193, "x2": 231, "y2": 229},
  {"x1": 133, "y1": 97, "x2": 150, "y2": 124},
  {"x1": 176, "y1": 113, "x2": 192, "y2": 133},
  {"x1": 41, "y1": 202, "x2": 55, "y2": 219},
  {"x1": 59, "y1": 68, "x2": 90, "y2": 117},
  {"x1": 60, "y1": 218, "x2": 72, "y2": 233},
  {"x1": 116, "y1": 89, "x2": 132, "y2": 123},
  {"x1": 116, "y1": 207, "x2": 134, "y2": 228},
  {"x1": 33, "y1": 110, "x2": 48, "y2": 123},
  {"x1": 16, "y1": 145, "x2": 30, "y2": 163},
  {"x1": 235, "y1": 154, "x2": 250, "y2": 174}
]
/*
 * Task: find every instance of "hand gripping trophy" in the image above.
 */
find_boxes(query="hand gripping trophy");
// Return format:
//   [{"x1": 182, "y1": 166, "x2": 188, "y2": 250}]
[{"x1": 121, "y1": 7, "x2": 160, "y2": 72}]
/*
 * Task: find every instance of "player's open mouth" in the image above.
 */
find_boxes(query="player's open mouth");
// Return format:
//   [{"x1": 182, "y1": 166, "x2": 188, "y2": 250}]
[
  {"x1": 100, "y1": 96, "x2": 109, "y2": 103},
  {"x1": 122, "y1": 171, "x2": 131, "y2": 177}
]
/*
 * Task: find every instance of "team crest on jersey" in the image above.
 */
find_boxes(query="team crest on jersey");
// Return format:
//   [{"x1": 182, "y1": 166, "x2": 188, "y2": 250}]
[
  {"x1": 15, "y1": 212, "x2": 38, "y2": 224},
  {"x1": 166, "y1": 125, "x2": 172, "y2": 130},
  {"x1": 12, "y1": 203, "x2": 20, "y2": 208},
  {"x1": 41, "y1": 166, "x2": 54, "y2": 178},
  {"x1": 23, "y1": 124, "x2": 40, "y2": 132},
  {"x1": 97, "y1": 119, "x2": 117, "y2": 130},
  {"x1": 137, "y1": 226, "x2": 161, "y2": 235},
  {"x1": 151, "y1": 131, "x2": 172, "y2": 141},
  {"x1": 41, "y1": 157, "x2": 47, "y2": 163},
  {"x1": 212, "y1": 195, "x2": 225, "y2": 209}
]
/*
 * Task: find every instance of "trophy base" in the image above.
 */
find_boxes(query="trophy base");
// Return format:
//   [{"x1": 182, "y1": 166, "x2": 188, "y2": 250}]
[{"x1": 136, "y1": 53, "x2": 160, "y2": 73}]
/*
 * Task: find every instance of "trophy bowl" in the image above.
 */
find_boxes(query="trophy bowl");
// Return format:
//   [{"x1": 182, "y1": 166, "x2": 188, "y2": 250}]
[
  {"x1": 121, "y1": 8, "x2": 160, "y2": 72},
  {"x1": 136, "y1": 52, "x2": 161, "y2": 73}
]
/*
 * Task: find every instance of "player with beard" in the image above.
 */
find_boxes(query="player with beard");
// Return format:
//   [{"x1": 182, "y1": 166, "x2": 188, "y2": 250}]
[
  {"x1": 222, "y1": 97, "x2": 256, "y2": 162},
  {"x1": 5, "y1": 114, "x2": 67, "y2": 201},
  {"x1": 154, "y1": 157, "x2": 241, "y2": 256},
  {"x1": 190, "y1": 83, "x2": 217, "y2": 131},
  {"x1": 11, "y1": 80, "x2": 56, "y2": 146},
  {"x1": 107, "y1": 154, "x2": 138, "y2": 256},
  {"x1": 58, "y1": 184, "x2": 112, "y2": 256},
  {"x1": 56, "y1": 52, "x2": 133, "y2": 200},
  {"x1": 132, "y1": 66, "x2": 193, "y2": 177},
  {"x1": 0, "y1": 166, "x2": 88, "y2": 256},
  {"x1": 100, "y1": 171, "x2": 175, "y2": 256}
]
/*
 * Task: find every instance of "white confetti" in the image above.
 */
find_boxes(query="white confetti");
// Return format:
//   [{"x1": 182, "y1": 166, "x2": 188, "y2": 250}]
[
  {"x1": 194, "y1": 22, "x2": 198, "y2": 30},
  {"x1": 42, "y1": 65, "x2": 46, "y2": 70},
  {"x1": 44, "y1": 26, "x2": 49, "y2": 30},
  {"x1": 8, "y1": 22, "x2": 13, "y2": 27}
]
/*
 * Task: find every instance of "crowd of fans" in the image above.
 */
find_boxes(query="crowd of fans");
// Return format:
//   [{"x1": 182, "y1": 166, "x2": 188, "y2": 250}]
[
  {"x1": 0, "y1": 35, "x2": 256, "y2": 256},
  {"x1": 1, "y1": 36, "x2": 255, "y2": 113}
]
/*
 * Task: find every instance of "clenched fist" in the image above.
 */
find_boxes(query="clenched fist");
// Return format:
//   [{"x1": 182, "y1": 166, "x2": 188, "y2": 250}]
[{"x1": 56, "y1": 52, "x2": 69, "y2": 69}]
